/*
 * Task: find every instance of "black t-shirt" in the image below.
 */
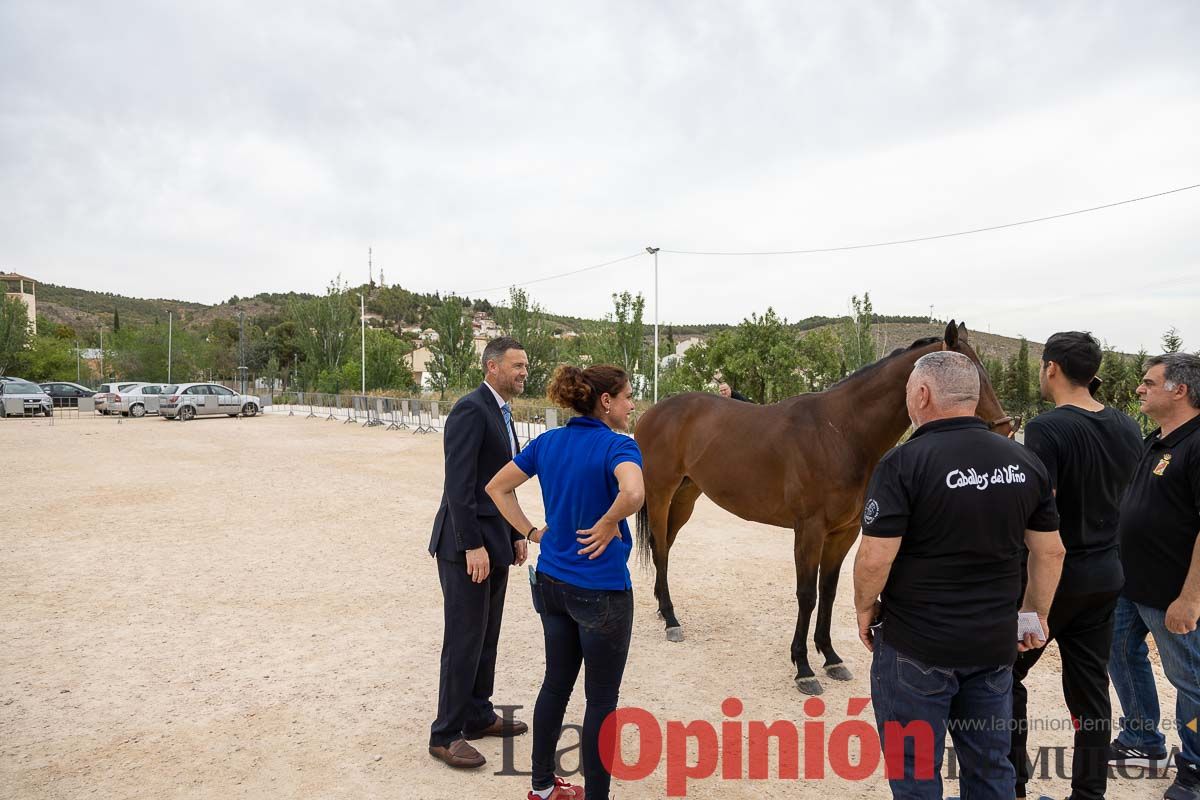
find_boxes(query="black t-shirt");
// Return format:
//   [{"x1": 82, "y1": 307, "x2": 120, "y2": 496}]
[
  {"x1": 862, "y1": 417, "x2": 1059, "y2": 667},
  {"x1": 1119, "y1": 413, "x2": 1200, "y2": 611},
  {"x1": 1023, "y1": 405, "x2": 1143, "y2": 594}
]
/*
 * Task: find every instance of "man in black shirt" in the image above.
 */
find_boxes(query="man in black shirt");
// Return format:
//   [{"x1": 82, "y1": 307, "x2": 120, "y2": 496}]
[
  {"x1": 1109, "y1": 353, "x2": 1200, "y2": 800},
  {"x1": 854, "y1": 350, "x2": 1065, "y2": 800},
  {"x1": 1007, "y1": 332, "x2": 1144, "y2": 800}
]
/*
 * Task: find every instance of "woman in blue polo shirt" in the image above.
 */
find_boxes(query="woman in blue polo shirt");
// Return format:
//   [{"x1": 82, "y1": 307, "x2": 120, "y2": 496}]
[{"x1": 486, "y1": 364, "x2": 644, "y2": 800}]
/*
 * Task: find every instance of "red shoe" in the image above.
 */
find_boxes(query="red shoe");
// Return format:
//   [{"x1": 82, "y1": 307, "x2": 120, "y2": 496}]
[{"x1": 527, "y1": 776, "x2": 583, "y2": 800}]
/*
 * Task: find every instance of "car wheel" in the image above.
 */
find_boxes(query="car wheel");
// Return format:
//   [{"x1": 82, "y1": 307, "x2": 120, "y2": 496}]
[
  {"x1": 130, "y1": 403, "x2": 146, "y2": 418},
  {"x1": 242, "y1": 402, "x2": 258, "y2": 417},
  {"x1": 180, "y1": 405, "x2": 196, "y2": 422},
  {"x1": 44, "y1": 407, "x2": 53, "y2": 417}
]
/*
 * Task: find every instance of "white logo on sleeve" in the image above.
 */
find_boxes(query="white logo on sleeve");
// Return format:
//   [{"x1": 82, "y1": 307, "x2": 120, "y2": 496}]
[
  {"x1": 945, "y1": 465, "x2": 1027, "y2": 491},
  {"x1": 863, "y1": 499, "x2": 880, "y2": 525}
]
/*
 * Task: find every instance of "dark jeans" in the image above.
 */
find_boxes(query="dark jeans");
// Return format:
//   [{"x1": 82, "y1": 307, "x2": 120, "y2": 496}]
[
  {"x1": 429, "y1": 558, "x2": 509, "y2": 747},
  {"x1": 531, "y1": 572, "x2": 633, "y2": 800},
  {"x1": 1109, "y1": 595, "x2": 1200, "y2": 770},
  {"x1": 1009, "y1": 589, "x2": 1118, "y2": 800},
  {"x1": 871, "y1": 630, "x2": 1015, "y2": 800}
]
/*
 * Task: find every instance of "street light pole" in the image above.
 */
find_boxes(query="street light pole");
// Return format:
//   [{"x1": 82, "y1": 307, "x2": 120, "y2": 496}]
[
  {"x1": 646, "y1": 246, "x2": 660, "y2": 403},
  {"x1": 167, "y1": 311, "x2": 173, "y2": 383},
  {"x1": 358, "y1": 293, "x2": 366, "y2": 395}
]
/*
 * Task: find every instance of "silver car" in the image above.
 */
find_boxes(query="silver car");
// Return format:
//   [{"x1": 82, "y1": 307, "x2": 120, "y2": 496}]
[
  {"x1": 159, "y1": 383, "x2": 262, "y2": 421},
  {"x1": 109, "y1": 383, "x2": 170, "y2": 417},
  {"x1": 0, "y1": 377, "x2": 53, "y2": 417},
  {"x1": 95, "y1": 382, "x2": 139, "y2": 415}
]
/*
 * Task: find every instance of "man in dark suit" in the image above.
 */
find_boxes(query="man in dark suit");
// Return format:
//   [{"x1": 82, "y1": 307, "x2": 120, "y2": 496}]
[{"x1": 428, "y1": 336, "x2": 532, "y2": 769}]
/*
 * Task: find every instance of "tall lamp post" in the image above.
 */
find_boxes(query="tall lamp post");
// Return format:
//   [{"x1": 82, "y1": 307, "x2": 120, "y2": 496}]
[
  {"x1": 357, "y1": 293, "x2": 366, "y2": 396},
  {"x1": 167, "y1": 311, "x2": 173, "y2": 384},
  {"x1": 645, "y1": 246, "x2": 660, "y2": 403}
]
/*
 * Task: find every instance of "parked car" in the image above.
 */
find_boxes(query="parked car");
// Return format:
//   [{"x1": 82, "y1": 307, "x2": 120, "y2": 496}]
[
  {"x1": 159, "y1": 383, "x2": 262, "y2": 421},
  {"x1": 40, "y1": 381, "x2": 97, "y2": 408},
  {"x1": 109, "y1": 383, "x2": 170, "y2": 417},
  {"x1": 0, "y1": 377, "x2": 54, "y2": 417},
  {"x1": 94, "y1": 382, "x2": 140, "y2": 415}
]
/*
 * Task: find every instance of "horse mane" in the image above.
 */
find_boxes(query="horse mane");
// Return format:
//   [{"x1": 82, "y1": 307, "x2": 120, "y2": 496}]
[{"x1": 831, "y1": 335, "x2": 942, "y2": 388}]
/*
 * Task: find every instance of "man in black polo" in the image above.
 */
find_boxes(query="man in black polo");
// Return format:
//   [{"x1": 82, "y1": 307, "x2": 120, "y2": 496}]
[
  {"x1": 1108, "y1": 353, "x2": 1200, "y2": 800},
  {"x1": 1006, "y1": 332, "x2": 1144, "y2": 800},
  {"x1": 854, "y1": 350, "x2": 1065, "y2": 800}
]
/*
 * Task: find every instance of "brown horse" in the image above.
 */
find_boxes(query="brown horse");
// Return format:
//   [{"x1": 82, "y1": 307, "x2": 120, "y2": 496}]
[{"x1": 634, "y1": 321, "x2": 1017, "y2": 694}]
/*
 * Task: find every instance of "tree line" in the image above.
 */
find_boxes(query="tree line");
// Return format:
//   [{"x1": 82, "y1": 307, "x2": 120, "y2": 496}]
[{"x1": 2, "y1": 280, "x2": 1189, "y2": 431}]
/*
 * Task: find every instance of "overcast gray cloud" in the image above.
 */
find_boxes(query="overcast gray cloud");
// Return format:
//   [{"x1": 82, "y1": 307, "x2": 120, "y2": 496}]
[{"x1": 2, "y1": 0, "x2": 1197, "y2": 351}]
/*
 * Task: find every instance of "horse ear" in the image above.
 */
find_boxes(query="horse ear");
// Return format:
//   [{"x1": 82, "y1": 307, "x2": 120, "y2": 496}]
[
  {"x1": 957, "y1": 322, "x2": 969, "y2": 344},
  {"x1": 944, "y1": 320, "x2": 958, "y2": 347}
]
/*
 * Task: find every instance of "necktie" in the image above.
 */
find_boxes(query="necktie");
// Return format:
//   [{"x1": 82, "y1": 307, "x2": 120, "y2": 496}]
[{"x1": 501, "y1": 403, "x2": 517, "y2": 456}]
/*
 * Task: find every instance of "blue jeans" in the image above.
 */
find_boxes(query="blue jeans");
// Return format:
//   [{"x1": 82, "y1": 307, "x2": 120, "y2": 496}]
[
  {"x1": 871, "y1": 631, "x2": 1015, "y2": 800},
  {"x1": 1109, "y1": 595, "x2": 1200, "y2": 769},
  {"x1": 530, "y1": 572, "x2": 633, "y2": 800}
]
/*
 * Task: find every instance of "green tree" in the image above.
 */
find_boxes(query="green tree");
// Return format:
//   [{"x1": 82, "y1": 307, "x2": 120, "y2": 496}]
[
  {"x1": 427, "y1": 297, "x2": 479, "y2": 398},
  {"x1": 795, "y1": 327, "x2": 845, "y2": 392},
  {"x1": 1162, "y1": 326, "x2": 1183, "y2": 354},
  {"x1": 364, "y1": 328, "x2": 411, "y2": 391},
  {"x1": 839, "y1": 292, "x2": 877, "y2": 372},
  {"x1": 586, "y1": 292, "x2": 647, "y2": 390},
  {"x1": 113, "y1": 308, "x2": 121, "y2": 332},
  {"x1": 0, "y1": 296, "x2": 31, "y2": 374},
  {"x1": 288, "y1": 278, "x2": 358, "y2": 389},
  {"x1": 1003, "y1": 337, "x2": 1034, "y2": 413},
  {"x1": 701, "y1": 308, "x2": 805, "y2": 403},
  {"x1": 497, "y1": 287, "x2": 557, "y2": 397}
]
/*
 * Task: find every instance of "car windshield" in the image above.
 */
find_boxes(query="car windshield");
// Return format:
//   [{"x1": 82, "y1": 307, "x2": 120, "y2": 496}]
[{"x1": 3, "y1": 381, "x2": 42, "y2": 394}]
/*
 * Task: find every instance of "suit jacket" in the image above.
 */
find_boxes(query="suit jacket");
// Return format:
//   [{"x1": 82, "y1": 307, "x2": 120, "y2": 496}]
[{"x1": 428, "y1": 383, "x2": 524, "y2": 565}]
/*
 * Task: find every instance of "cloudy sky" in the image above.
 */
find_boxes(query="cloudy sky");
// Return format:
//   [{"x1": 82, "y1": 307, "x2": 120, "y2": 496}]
[{"x1": 2, "y1": 1, "x2": 1197, "y2": 351}]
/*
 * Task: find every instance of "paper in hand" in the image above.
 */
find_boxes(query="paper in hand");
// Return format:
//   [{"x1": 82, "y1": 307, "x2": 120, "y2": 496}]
[{"x1": 1017, "y1": 611, "x2": 1044, "y2": 642}]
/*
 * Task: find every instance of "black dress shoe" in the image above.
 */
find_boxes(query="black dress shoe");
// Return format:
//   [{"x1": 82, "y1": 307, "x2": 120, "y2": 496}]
[{"x1": 465, "y1": 714, "x2": 529, "y2": 739}]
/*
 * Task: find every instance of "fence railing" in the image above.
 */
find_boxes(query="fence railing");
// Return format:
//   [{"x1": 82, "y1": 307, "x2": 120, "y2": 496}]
[{"x1": 264, "y1": 392, "x2": 575, "y2": 444}]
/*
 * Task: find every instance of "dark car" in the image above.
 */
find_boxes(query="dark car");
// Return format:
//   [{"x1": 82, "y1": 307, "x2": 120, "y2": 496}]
[
  {"x1": 0, "y1": 377, "x2": 54, "y2": 417},
  {"x1": 40, "y1": 381, "x2": 97, "y2": 408}
]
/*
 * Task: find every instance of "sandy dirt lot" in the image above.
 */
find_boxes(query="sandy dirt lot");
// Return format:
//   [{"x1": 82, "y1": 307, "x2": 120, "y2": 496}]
[{"x1": 1, "y1": 413, "x2": 1180, "y2": 799}]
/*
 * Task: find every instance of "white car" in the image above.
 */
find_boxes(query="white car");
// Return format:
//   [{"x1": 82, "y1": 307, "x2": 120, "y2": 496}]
[
  {"x1": 159, "y1": 383, "x2": 262, "y2": 421},
  {"x1": 94, "y1": 382, "x2": 140, "y2": 415},
  {"x1": 109, "y1": 383, "x2": 170, "y2": 417}
]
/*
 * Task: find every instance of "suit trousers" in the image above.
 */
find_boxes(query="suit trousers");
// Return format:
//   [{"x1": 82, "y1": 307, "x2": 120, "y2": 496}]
[{"x1": 429, "y1": 557, "x2": 510, "y2": 747}]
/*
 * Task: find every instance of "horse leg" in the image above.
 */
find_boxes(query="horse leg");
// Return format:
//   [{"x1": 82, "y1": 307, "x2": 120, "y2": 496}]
[
  {"x1": 813, "y1": 525, "x2": 859, "y2": 682},
  {"x1": 642, "y1": 472, "x2": 682, "y2": 638},
  {"x1": 791, "y1": 520, "x2": 826, "y2": 695},
  {"x1": 658, "y1": 478, "x2": 702, "y2": 642}
]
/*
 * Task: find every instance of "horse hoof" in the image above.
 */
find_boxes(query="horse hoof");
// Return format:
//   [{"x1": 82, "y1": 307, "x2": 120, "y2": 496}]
[
  {"x1": 795, "y1": 677, "x2": 824, "y2": 695},
  {"x1": 665, "y1": 627, "x2": 684, "y2": 643},
  {"x1": 824, "y1": 663, "x2": 853, "y2": 681}
]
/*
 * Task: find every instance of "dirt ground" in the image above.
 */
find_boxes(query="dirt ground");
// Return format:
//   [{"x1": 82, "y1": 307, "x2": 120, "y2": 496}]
[{"x1": 0, "y1": 414, "x2": 1180, "y2": 799}]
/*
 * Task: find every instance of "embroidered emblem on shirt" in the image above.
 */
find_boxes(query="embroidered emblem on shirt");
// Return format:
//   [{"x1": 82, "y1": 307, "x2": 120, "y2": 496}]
[
  {"x1": 863, "y1": 499, "x2": 880, "y2": 525},
  {"x1": 1152, "y1": 453, "x2": 1171, "y2": 476}
]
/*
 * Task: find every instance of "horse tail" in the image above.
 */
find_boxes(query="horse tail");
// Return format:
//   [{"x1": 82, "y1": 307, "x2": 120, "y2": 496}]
[{"x1": 635, "y1": 501, "x2": 655, "y2": 569}]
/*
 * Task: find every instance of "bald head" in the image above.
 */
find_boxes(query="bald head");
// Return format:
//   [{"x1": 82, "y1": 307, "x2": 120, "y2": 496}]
[{"x1": 907, "y1": 351, "x2": 980, "y2": 427}]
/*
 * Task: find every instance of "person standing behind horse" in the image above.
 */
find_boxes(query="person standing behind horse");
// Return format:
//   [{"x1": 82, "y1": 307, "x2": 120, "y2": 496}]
[
  {"x1": 427, "y1": 337, "x2": 531, "y2": 769},
  {"x1": 853, "y1": 350, "x2": 1066, "y2": 800},
  {"x1": 1006, "y1": 332, "x2": 1143, "y2": 800},
  {"x1": 486, "y1": 364, "x2": 643, "y2": 800}
]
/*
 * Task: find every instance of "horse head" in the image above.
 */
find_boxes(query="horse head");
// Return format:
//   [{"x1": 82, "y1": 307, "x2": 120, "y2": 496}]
[{"x1": 943, "y1": 320, "x2": 1020, "y2": 437}]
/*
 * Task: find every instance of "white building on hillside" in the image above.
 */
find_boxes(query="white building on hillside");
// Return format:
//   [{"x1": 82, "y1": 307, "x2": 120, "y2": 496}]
[{"x1": 2, "y1": 273, "x2": 37, "y2": 335}]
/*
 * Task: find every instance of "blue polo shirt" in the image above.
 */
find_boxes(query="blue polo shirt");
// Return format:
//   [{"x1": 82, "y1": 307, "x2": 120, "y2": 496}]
[{"x1": 513, "y1": 415, "x2": 643, "y2": 590}]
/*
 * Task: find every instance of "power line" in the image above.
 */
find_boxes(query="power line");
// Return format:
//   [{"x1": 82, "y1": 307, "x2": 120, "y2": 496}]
[
  {"x1": 662, "y1": 183, "x2": 1200, "y2": 256},
  {"x1": 460, "y1": 251, "x2": 645, "y2": 296}
]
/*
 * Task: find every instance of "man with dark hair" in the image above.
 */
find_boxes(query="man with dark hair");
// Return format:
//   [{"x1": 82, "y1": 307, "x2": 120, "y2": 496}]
[
  {"x1": 1109, "y1": 352, "x2": 1200, "y2": 800},
  {"x1": 1006, "y1": 331, "x2": 1144, "y2": 800},
  {"x1": 428, "y1": 336, "x2": 531, "y2": 768}
]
